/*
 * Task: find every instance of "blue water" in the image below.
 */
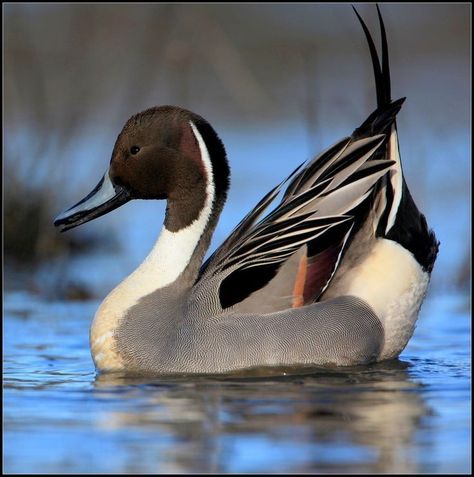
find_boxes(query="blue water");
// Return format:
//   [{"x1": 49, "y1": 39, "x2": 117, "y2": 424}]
[{"x1": 4, "y1": 289, "x2": 471, "y2": 473}]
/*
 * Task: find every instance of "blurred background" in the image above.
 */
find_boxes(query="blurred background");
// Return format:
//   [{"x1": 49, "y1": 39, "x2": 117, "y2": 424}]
[{"x1": 4, "y1": 3, "x2": 471, "y2": 300}]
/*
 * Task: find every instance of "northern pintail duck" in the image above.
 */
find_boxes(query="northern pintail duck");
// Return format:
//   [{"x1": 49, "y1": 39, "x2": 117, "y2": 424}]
[{"x1": 54, "y1": 6, "x2": 438, "y2": 375}]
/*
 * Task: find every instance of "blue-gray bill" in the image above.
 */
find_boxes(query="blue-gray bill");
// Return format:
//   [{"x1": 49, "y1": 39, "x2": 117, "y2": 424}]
[{"x1": 53, "y1": 172, "x2": 130, "y2": 232}]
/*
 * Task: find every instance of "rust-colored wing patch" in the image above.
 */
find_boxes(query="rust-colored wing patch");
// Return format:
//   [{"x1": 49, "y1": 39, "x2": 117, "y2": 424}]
[
  {"x1": 292, "y1": 252, "x2": 308, "y2": 308},
  {"x1": 303, "y1": 246, "x2": 341, "y2": 303}
]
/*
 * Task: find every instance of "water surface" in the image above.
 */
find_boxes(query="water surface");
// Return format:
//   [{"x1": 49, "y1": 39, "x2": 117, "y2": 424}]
[{"x1": 3, "y1": 289, "x2": 470, "y2": 473}]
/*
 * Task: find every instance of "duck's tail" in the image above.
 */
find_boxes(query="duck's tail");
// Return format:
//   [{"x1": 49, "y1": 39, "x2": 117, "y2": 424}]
[{"x1": 353, "y1": 4, "x2": 439, "y2": 273}]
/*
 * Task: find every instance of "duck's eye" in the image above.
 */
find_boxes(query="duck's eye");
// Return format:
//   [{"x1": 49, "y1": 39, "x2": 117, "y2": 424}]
[{"x1": 130, "y1": 146, "x2": 140, "y2": 155}]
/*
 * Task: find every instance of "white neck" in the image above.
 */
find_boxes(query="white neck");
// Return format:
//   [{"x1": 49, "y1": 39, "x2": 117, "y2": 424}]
[{"x1": 90, "y1": 121, "x2": 215, "y2": 370}]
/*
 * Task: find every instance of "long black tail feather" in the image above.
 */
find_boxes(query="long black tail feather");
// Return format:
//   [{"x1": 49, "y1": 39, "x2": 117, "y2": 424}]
[
  {"x1": 352, "y1": 4, "x2": 391, "y2": 108},
  {"x1": 376, "y1": 4, "x2": 391, "y2": 105},
  {"x1": 351, "y1": 5, "x2": 403, "y2": 139}
]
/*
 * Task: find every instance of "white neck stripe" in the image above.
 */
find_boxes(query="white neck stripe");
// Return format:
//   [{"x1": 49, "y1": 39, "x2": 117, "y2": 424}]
[{"x1": 187, "y1": 121, "x2": 216, "y2": 232}]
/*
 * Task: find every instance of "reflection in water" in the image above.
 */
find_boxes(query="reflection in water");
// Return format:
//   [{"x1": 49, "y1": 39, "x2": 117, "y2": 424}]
[{"x1": 93, "y1": 361, "x2": 427, "y2": 473}]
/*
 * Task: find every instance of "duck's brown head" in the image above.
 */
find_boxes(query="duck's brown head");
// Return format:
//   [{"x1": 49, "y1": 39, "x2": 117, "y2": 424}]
[{"x1": 54, "y1": 106, "x2": 230, "y2": 232}]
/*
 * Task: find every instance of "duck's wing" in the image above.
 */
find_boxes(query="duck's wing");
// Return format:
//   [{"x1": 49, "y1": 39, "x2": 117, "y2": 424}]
[
  {"x1": 197, "y1": 113, "x2": 400, "y2": 310},
  {"x1": 197, "y1": 5, "x2": 413, "y2": 311}
]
